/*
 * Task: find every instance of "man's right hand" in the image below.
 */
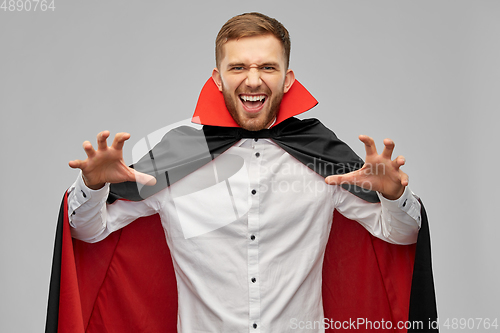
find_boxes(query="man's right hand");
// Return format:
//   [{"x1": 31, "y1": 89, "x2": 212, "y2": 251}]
[{"x1": 68, "y1": 131, "x2": 157, "y2": 190}]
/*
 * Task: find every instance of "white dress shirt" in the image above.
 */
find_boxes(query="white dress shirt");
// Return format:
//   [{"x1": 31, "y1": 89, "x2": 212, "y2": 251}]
[{"x1": 68, "y1": 138, "x2": 421, "y2": 333}]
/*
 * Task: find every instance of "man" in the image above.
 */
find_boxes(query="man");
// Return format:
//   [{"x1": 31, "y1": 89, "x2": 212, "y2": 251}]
[{"x1": 51, "y1": 12, "x2": 435, "y2": 332}]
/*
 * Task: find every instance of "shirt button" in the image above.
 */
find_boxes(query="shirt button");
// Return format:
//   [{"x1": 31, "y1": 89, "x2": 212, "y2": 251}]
[
  {"x1": 251, "y1": 277, "x2": 256, "y2": 283},
  {"x1": 250, "y1": 235, "x2": 255, "y2": 241},
  {"x1": 255, "y1": 152, "x2": 260, "y2": 158},
  {"x1": 254, "y1": 138, "x2": 258, "y2": 142},
  {"x1": 253, "y1": 323, "x2": 258, "y2": 329},
  {"x1": 81, "y1": 190, "x2": 87, "y2": 198},
  {"x1": 251, "y1": 189, "x2": 257, "y2": 195}
]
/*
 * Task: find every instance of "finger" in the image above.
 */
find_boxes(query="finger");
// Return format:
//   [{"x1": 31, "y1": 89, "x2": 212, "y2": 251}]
[
  {"x1": 381, "y1": 138, "x2": 395, "y2": 159},
  {"x1": 68, "y1": 159, "x2": 85, "y2": 169},
  {"x1": 400, "y1": 170, "x2": 409, "y2": 186},
  {"x1": 391, "y1": 155, "x2": 406, "y2": 170},
  {"x1": 325, "y1": 175, "x2": 344, "y2": 185},
  {"x1": 97, "y1": 131, "x2": 110, "y2": 150},
  {"x1": 359, "y1": 135, "x2": 377, "y2": 156},
  {"x1": 112, "y1": 132, "x2": 131, "y2": 150},
  {"x1": 133, "y1": 170, "x2": 157, "y2": 186},
  {"x1": 83, "y1": 141, "x2": 96, "y2": 158},
  {"x1": 325, "y1": 171, "x2": 359, "y2": 186}
]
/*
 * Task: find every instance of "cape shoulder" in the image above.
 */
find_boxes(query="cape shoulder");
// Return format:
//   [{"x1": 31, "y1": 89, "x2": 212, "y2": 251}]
[{"x1": 109, "y1": 117, "x2": 378, "y2": 203}]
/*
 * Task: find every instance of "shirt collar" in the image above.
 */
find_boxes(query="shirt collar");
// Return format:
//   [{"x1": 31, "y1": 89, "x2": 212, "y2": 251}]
[
  {"x1": 191, "y1": 78, "x2": 318, "y2": 128},
  {"x1": 233, "y1": 137, "x2": 277, "y2": 148},
  {"x1": 232, "y1": 117, "x2": 277, "y2": 147}
]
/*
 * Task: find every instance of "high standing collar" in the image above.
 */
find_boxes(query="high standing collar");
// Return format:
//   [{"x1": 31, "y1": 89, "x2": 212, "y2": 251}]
[{"x1": 191, "y1": 78, "x2": 318, "y2": 127}]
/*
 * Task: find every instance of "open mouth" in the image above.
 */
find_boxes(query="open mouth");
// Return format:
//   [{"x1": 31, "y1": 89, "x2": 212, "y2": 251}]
[{"x1": 239, "y1": 94, "x2": 267, "y2": 112}]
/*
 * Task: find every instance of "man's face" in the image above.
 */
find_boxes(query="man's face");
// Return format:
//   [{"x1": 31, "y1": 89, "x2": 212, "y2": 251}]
[{"x1": 212, "y1": 34, "x2": 295, "y2": 131}]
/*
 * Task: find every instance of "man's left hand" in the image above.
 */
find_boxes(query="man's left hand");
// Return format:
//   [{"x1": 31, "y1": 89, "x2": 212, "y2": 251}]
[{"x1": 325, "y1": 135, "x2": 408, "y2": 200}]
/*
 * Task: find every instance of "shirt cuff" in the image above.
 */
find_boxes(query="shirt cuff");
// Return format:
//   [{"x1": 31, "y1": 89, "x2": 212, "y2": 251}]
[
  {"x1": 68, "y1": 172, "x2": 110, "y2": 222},
  {"x1": 377, "y1": 186, "x2": 422, "y2": 228}
]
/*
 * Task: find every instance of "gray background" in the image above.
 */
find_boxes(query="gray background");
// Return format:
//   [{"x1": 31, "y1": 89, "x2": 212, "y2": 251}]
[{"x1": 1, "y1": 0, "x2": 499, "y2": 331}]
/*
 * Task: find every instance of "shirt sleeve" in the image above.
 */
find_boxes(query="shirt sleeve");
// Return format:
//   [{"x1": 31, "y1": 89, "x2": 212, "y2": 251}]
[
  {"x1": 333, "y1": 186, "x2": 421, "y2": 245},
  {"x1": 67, "y1": 171, "x2": 158, "y2": 243}
]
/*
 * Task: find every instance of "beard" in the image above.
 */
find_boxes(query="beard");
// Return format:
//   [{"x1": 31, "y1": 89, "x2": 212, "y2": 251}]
[{"x1": 221, "y1": 85, "x2": 284, "y2": 131}]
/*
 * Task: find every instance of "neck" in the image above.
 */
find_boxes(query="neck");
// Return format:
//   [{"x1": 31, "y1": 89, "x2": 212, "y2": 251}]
[{"x1": 265, "y1": 117, "x2": 277, "y2": 129}]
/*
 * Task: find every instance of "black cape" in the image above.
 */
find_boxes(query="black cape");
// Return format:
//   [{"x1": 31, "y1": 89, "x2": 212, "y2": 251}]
[{"x1": 47, "y1": 117, "x2": 438, "y2": 332}]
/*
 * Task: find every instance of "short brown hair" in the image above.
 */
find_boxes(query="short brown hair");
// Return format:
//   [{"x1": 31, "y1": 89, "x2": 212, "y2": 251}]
[{"x1": 215, "y1": 12, "x2": 291, "y2": 69}]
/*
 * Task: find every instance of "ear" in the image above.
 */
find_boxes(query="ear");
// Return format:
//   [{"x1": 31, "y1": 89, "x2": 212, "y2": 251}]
[
  {"x1": 212, "y1": 68, "x2": 223, "y2": 92},
  {"x1": 283, "y1": 69, "x2": 296, "y2": 93}
]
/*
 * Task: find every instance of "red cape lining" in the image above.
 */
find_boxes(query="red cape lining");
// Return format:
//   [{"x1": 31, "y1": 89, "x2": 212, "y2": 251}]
[
  {"x1": 58, "y1": 192, "x2": 415, "y2": 332},
  {"x1": 191, "y1": 78, "x2": 318, "y2": 127},
  {"x1": 53, "y1": 79, "x2": 418, "y2": 332}
]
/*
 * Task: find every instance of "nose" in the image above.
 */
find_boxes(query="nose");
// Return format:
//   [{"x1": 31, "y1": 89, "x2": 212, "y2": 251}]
[{"x1": 245, "y1": 68, "x2": 262, "y2": 88}]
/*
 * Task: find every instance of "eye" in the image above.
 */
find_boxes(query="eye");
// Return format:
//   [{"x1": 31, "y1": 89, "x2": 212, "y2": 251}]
[
  {"x1": 231, "y1": 66, "x2": 244, "y2": 71},
  {"x1": 262, "y1": 66, "x2": 275, "y2": 71}
]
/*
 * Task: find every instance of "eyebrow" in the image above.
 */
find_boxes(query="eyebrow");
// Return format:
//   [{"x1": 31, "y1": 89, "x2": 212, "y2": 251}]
[
  {"x1": 226, "y1": 63, "x2": 246, "y2": 68},
  {"x1": 260, "y1": 62, "x2": 281, "y2": 68},
  {"x1": 226, "y1": 62, "x2": 281, "y2": 69}
]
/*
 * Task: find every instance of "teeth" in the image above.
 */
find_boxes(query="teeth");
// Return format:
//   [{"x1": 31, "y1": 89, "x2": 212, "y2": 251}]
[{"x1": 240, "y1": 95, "x2": 266, "y2": 102}]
